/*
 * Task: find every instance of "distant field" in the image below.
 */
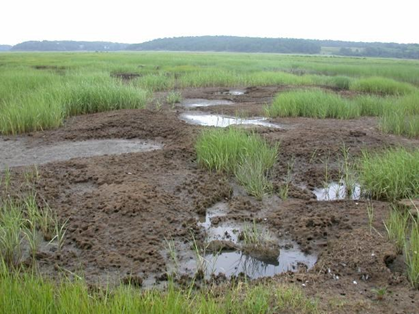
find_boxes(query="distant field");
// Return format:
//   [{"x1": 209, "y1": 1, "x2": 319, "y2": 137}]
[{"x1": 0, "y1": 52, "x2": 418, "y2": 136}]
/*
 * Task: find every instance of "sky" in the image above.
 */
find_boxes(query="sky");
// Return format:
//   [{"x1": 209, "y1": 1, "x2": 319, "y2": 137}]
[{"x1": 1, "y1": 0, "x2": 418, "y2": 45}]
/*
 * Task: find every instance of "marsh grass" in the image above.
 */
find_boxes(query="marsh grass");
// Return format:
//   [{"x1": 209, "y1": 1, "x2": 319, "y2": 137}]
[
  {"x1": 196, "y1": 128, "x2": 278, "y2": 198},
  {"x1": 384, "y1": 207, "x2": 410, "y2": 253},
  {"x1": 0, "y1": 175, "x2": 65, "y2": 268},
  {"x1": 2, "y1": 52, "x2": 419, "y2": 135},
  {"x1": 329, "y1": 76, "x2": 352, "y2": 90},
  {"x1": 240, "y1": 220, "x2": 275, "y2": 246},
  {"x1": 133, "y1": 73, "x2": 175, "y2": 91},
  {"x1": 339, "y1": 144, "x2": 358, "y2": 199},
  {"x1": 0, "y1": 74, "x2": 150, "y2": 135},
  {"x1": 266, "y1": 89, "x2": 360, "y2": 119},
  {"x1": 379, "y1": 92, "x2": 419, "y2": 138},
  {"x1": 351, "y1": 77, "x2": 416, "y2": 95},
  {"x1": 166, "y1": 91, "x2": 183, "y2": 105},
  {"x1": 359, "y1": 148, "x2": 419, "y2": 201},
  {"x1": 405, "y1": 218, "x2": 419, "y2": 289},
  {"x1": 383, "y1": 204, "x2": 419, "y2": 289},
  {"x1": 0, "y1": 202, "x2": 25, "y2": 267},
  {"x1": 0, "y1": 269, "x2": 320, "y2": 314}
]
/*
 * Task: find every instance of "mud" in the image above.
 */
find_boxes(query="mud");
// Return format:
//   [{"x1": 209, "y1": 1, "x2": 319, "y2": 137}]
[
  {"x1": 0, "y1": 139, "x2": 162, "y2": 170},
  {"x1": 1, "y1": 85, "x2": 419, "y2": 313}
]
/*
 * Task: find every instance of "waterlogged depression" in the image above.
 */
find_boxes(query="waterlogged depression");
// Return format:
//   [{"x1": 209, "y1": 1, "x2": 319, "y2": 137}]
[
  {"x1": 313, "y1": 181, "x2": 361, "y2": 201},
  {"x1": 185, "y1": 202, "x2": 317, "y2": 279},
  {"x1": 0, "y1": 138, "x2": 162, "y2": 169},
  {"x1": 180, "y1": 99, "x2": 234, "y2": 108},
  {"x1": 179, "y1": 112, "x2": 281, "y2": 128}
]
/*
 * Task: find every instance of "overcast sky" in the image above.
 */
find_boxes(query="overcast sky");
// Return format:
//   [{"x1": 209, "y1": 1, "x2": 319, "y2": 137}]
[{"x1": 1, "y1": 0, "x2": 418, "y2": 45}]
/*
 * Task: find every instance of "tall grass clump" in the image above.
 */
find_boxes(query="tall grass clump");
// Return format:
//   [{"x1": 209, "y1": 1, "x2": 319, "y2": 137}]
[
  {"x1": 351, "y1": 77, "x2": 416, "y2": 95},
  {"x1": 359, "y1": 148, "x2": 419, "y2": 201},
  {"x1": 384, "y1": 207, "x2": 410, "y2": 252},
  {"x1": 0, "y1": 76, "x2": 150, "y2": 135},
  {"x1": 328, "y1": 76, "x2": 352, "y2": 90},
  {"x1": 62, "y1": 80, "x2": 149, "y2": 116},
  {"x1": 0, "y1": 201, "x2": 26, "y2": 268},
  {"x1": 379, "y1": 92, "x2": 419, "y2": 138},
  {"x1": 196, "y1": 128, "x2": 278, "y2": 198},
  {"x1": 354, "y1": 95, "x2": 394, "y2": 116},
  {"x1": 266, "y1": 89, "x2": 360, "y2": 119},
  {"x1": 405, "y1": 219, "x2": 419, "y2": 289},
  {"x1": 133, "y1": 73, "x2": 175, "y2": 91},
  {"x1": 0, "y1": 90, "x2": 64, "y2": 134}
]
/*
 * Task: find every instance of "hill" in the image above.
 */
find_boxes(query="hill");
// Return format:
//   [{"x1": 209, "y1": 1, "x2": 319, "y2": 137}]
[
  {"x1": 127, "y1": 36, "x2": 419, "y2": 59},
  {"x1": 127, "y1": 36, "x2": 321, "y2": 54}
]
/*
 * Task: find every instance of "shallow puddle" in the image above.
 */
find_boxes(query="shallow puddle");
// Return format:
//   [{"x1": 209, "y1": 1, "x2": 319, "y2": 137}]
[
  {"x1": 313, "y1": 181, "x2": 361, "y2": 201},
  {"x1": 180, "y1": 99, "x2": 234, "y2": 108},
  {"x1": 193, "y1": 202, "x2": 317, "y2": 279},
  {"x1": 180, "y1": 112, "x2": 281, "y2": 128},
  {"x1": 216, "y1": 89, "x2": 246, "y2": 96},
  {"x1": 0, "y1": 139, "x2": 162, "y2": 169},
  {"x1": 204, "y1": 241, "x2": 317, "y2": 279},
  {"x1": 228, "y1": 90, "x2": 246, "y2": 96}
]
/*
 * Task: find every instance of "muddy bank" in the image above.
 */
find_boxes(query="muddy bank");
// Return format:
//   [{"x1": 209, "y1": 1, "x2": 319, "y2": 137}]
[{"x1": 1, "y1": 86, "x2": 418, "y2": 313}]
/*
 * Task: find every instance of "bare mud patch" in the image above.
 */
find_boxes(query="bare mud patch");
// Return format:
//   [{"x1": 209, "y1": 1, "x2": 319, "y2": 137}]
[{"x1": 0, "y1": 139, "x2": 162, "y2": 169}]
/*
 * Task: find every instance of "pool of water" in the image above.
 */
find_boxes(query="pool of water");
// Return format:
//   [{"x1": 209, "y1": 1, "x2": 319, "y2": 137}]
[
  {"x1": 313, "y1": 181, "x2": 361, "y2": 201},
  {"x1": 192, "y1": 202, "x2": 317, "y2": 279},
  {"x1": 179, "y1": 112, "x2": 281, "y2": 128},
  {"x1": 180, "y1": 99, "x2": 234, "y2": 108}
]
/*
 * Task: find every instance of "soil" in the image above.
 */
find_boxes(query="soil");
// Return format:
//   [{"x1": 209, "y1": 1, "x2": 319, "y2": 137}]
[{"x1": 1, "y1": 85, "x2": 418, "y2": 313}]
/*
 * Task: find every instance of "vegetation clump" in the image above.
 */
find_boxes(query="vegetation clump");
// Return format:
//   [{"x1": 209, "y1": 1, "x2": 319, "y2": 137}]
[
  {"x1": 359, "y1": 148, "x2": 419, "y2": 201},
  {"x1": 266, "y1": 89, "x2": 360, "y2": 119},
  {"x1": 351, "y1": 77, "x2": 416, "y2": 95},
  {"x1": 196, "y1": 128, "x2": 278, "y2": 199}
]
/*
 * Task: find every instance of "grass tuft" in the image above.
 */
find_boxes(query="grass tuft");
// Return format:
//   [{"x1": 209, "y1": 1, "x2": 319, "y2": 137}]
[
  {"x1": 351, "y1": 77, "x2": 416, "y2": 95},
  {"x1": 266, "y1": 89, "x2": 360, "y2": 119},
  {"x1": 196, "y1": 128, "x2": 278, "y2": 199},
  {"x1": 359, "y1": 148, "x2": 419, "y2": 201}
]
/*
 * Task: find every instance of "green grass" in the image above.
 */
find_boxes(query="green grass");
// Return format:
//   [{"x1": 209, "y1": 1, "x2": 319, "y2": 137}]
[
  {"x1": 266, "y1": 89, "x2": 360, "y2": 119},
  {"x1": 405, "y1": 219, "x2": 419, "y2": 289},
  {"x1": 133, "y1": 73, "x2": 175, "y2": 91},
  {"x1": 351, "y1": 77, "x2": 416, "y2": 95},
  {"x1": 384, "y1": 207, "x2": 410, "y2": 252},
  {"x1": 0, "y1": 72, "x2": 149, "y2": 135},
  {"x1": 166, "y1": 91, "x2": 183, "y2": 105},
  {"x1": 1, "y1": 52, "x2": 419, "y2": 135},
  {"x1": 355, "y1": 95, "x2": 394, "y2": 116},
  {"x1": 196, "y1": 128, "x2": 278, "y2": 198},
  {"x1": 379, "y1": 92, "x2": 419, "y2": 138},
  {"x1": 383, "y1": 205, "x2": 419, "y2": 289},
  {"x1": 0, "y1": 271, "x2": 319, "y2": 314},
  {"x1": 328, "y1": 76, "x2": 352, "y2": 90},
  {"x1": 359, "y1": 148, "x2": 419, "y2": 201}
]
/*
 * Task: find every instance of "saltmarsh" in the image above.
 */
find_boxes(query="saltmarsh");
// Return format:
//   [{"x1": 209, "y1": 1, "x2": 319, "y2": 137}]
[{"x1": 1, "y1": 52, "x2": 419, "y2": 135}]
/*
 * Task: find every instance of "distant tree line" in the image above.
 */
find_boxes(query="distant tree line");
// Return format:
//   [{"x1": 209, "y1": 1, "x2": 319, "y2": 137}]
[
  {"x1": 0, "y1": 45, "x2": 12, "y2": 51},
  {"x1": 10, "y1": 41, "x2": 128, "y2": 52},
  {"x1": 2, "y1": 37, "x2": 419, "y2": 59},
  {"x1": 127, "y1": 36, "x2": 321, "y2": 54},
  {"x1": 336, "y1": 45, "x2": 419, "y2": 59}
]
